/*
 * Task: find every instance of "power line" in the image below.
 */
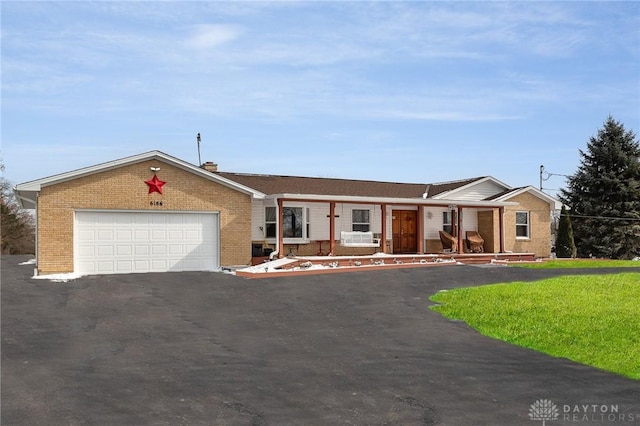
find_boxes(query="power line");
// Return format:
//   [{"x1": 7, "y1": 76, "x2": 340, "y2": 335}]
[
  {"x1": 561, "y1": 213, "x2": 640, "y2": 222},
  {"x1": 539, "y1": 165, "x2": 570, "y2": 192}
]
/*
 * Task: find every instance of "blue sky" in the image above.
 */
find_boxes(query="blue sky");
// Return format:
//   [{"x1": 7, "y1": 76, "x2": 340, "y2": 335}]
[{"x1": 2, "y1": 1, "x2": 639, "y2": 197}]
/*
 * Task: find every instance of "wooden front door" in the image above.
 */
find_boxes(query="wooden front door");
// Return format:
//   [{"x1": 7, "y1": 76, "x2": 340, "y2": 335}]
[{"x1": 392, "y1": 210, "x2": 417, "y2": 254}]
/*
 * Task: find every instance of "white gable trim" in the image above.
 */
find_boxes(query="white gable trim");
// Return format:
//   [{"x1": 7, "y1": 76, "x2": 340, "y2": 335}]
[
  {"x1": 493, "y1": 186, "x2": 562, "y2": 209},
  {"x1": 15, "y1": 150, "x2": 266, "y2": 199},
  {"x1": 431, "y1": 176, "x2": 511, "y2": 200}
]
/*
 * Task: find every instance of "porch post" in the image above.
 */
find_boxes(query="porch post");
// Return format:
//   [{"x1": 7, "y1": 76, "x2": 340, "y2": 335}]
[
  {"x1": 417, "y1": 205, "x2": 424, "y2": 253},
  {"x1": 329, "y1": 201, "x2": 336, "y2": 255},
  {"x1": 380, "y1": 203, "x2": 387, "y2": 253},
  {"x1": 498, "y1": 206, "x2": 505, "y2": 253},
  {"x1": 457, "y1": 206, "x2": 464, "y2": 253},
  {"x1": 278, "y1": 198, "x2": 284, "y2": 258}
]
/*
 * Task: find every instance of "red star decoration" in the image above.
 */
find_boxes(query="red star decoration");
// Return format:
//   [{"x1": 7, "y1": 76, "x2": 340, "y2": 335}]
[{"x1": 145, "y1": 174, "x2": 166, "y2": 194}]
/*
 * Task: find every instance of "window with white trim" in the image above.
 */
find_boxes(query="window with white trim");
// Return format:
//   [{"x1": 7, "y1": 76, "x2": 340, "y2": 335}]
[
  {"x1": 516, "y1": 211, "x2": 530, "y2": 238},
  {"x1": 265, "y1": 207, "x2": 277, "y2": 238},
  {"x1": 283, "y1": 207, "x2": 304, "y2": 238},
  {"x1": 352, "y1": 209, "x2": 370, "y2": 232},
  {"x1": 443, "y1": 211, "x2": 453, "y2": 234}
]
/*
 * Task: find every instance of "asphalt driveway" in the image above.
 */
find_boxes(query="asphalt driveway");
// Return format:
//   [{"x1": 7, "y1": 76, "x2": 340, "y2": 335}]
[{"x1": 2, "y1": 255, "x2": 639, "y2": 425}]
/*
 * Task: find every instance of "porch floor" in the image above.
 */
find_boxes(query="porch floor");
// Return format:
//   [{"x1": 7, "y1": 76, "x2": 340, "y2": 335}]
[{"x1": 238, "y1": 252, "x2": 537, "y2": 279}]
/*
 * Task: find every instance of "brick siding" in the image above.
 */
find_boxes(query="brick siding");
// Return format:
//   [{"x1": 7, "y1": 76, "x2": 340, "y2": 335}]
[
  {"x1": 37, "y1": 160, "x2": 251, "y2": 274},
  {"x1": 503, "y1": 192, "x2": 552, "y2": 257}
]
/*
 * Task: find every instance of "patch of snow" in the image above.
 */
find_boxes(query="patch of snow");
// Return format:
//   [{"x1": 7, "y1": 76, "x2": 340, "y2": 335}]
[
  {"x1": 32, "y1": 272, "x2": 84, "y2": 283},
  {"x1": 236, "y1": 254, "x2": 458, "y2": 275},
  {"x1": 236, "y1": 258, "x2": 298, "y2": 274},
  {"x1": 19, "y1": 258, "x2": 37, "y2": 265}
]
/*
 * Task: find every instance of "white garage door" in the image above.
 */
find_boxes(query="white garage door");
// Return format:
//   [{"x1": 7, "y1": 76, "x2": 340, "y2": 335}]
[{"x1": 75, "y1": 211, "x2": 219, "y2": 274}]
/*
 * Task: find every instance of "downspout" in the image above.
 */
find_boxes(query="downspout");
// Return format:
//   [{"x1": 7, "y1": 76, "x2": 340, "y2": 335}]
[{"x1": 269, "y1": 197, "x2": 280, "y2": 260}]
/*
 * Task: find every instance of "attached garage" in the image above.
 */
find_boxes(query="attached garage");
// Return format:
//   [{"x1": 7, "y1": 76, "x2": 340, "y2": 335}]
[
  {"x1": 14, "y1": 151, "x2": 263, "y2": 275},
  {"x1": 75, "y1": 211, "x2": 219, "y2": 274}
]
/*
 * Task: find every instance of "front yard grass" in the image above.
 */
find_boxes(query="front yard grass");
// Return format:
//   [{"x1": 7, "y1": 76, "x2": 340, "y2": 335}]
[
  {"x1": 429, "y1": 273, "x2": 640, "y2": 379},
  {"x1": 512, "y1": 259, "x2": 640, "y2": 268}
]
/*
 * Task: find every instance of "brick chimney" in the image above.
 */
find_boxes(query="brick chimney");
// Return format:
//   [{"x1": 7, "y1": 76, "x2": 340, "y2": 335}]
[{"x1": 201, "y1": 161, "x2": 218, "y2": 172}]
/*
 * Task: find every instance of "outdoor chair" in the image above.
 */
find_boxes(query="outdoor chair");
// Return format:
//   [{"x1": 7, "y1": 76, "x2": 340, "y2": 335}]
[
  {"x1": 439, "y1": 230, "x2": 458, "y2": 253},
  {"x1": 466, "y1": 231, "x2": 485, "y2": 253}
]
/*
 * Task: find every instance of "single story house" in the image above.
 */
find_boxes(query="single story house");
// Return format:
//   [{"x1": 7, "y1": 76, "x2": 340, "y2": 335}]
[{"x1": 15, "y1": 150, "x2": 560, "y2": 275}]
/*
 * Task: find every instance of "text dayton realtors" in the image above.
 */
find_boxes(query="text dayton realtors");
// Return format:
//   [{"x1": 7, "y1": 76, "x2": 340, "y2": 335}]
[{"x1": 562, "y1": 404, "x2": 637, "y2": 423}]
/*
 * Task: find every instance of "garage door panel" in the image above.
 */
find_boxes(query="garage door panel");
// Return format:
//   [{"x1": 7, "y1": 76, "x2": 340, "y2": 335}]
[
  {"x1": 116, "y1": 245, "x2": 132, "y2": 256},
  {"x1": 168, "y1": 244, "x2": 183, "y2": 255},
  {"x1": 168, "y1": 229, "x2": 183, "y2": 240},
  {"x1": 77, "y1": 245, "x2": 96, "y2": 257},
  {"x1": 134, "y1": 260, "x2": 150, "y2": 271},
  {"x1": 97, "y1": 230, "x2": 114, "y2": 241},
  {"x1": 97, "y1": 261, "x2": 115, "y2": 273},
  {"x1": 97, "y1": 245, "x2": 114, "y2": 256},
  {"x1": 184, "y1": 229, "x2": 200, "y2": 241},
  {"x1": 116, "y1": 229, "x2": 133, "y2": 241},
  {"x1": 78, "y1": 229, "x2": 95, "y2": 241},
  {"x1": 75, "y1": 211, "x2": 218, "y2": 275},
  {"x1": 152, "y1": 245, "x2": 167, "y2": 255},
  {"x1": 134, "y1": 229, "x2": 149, "y2": 239},
  {"x1": 134, "y1": 245, "x2": 150, "y2": 256},
  {"x1": 151, "y1": 229, "x2": 167, "y2": 240},
  {"x1": 116, "y1": 261, "x2": 133, "y2": 272},
  {"x1": 151, "y1": 259, "x2": 168, "y2": 270}
]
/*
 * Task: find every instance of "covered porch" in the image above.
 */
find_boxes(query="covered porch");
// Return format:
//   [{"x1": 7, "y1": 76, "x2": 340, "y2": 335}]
[{"x1": 255, "y1": 193, "x2": 517, "y2": 262}]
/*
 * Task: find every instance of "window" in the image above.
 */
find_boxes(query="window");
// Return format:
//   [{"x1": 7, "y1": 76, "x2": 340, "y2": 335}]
[
  {"x1": 265, "y1": 207, "x2": 277, "y2": 238},
  {"x1": 283, "y1": 207, "x2": 303, "y2": 238},
  {"x1": 352, "y1": 209, "x2": 370, "y2": 232},
  {"x1": 516, "y1": 211, "x2": 530, "y2": 238},
  {"x1": 443, "y1": 211, "x2": 452, "y2": 234}
]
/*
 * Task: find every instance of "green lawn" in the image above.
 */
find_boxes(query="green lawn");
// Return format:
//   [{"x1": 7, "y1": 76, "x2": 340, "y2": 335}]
[
  {"x1": 430, "y1": 273, "x2": 640, "y2": 379},
  {"x1": 512, "y1": 259, "x2": 640, "y2": 268}
]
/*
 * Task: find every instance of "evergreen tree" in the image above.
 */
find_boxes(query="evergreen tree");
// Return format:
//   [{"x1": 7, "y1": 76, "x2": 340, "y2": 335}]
[
  {"x1": 555, "y1": 205, "x2": 576, "y2": 258},
  {"x1": 559, "y1": 116, "x2": 640, "y2": 259}
]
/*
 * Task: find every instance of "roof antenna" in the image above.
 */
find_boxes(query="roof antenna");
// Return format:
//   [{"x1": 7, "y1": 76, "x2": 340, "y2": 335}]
[{"x1": 196, "y1": 133, "x2": 202, "y2": 166}]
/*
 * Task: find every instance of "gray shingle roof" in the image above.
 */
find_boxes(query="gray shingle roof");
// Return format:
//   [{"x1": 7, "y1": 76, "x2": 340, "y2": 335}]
[{"x1": 214, "y1": 171, "x2": 485, "y2": 199}]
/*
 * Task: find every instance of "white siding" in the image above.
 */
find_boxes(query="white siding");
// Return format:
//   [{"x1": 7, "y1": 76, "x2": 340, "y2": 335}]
[
  {"x1": 308, "y1": 202, "x2": 330, "y2": 240},
  {"x1": 461, "y1": 208, "x2": 479, "y2": 233},
  {"x1": 424, "y1": 207, "x2": 449, "y2": 239},
  {"x1": 444, "y1": 180, "x2": 508, "y2": 201},
  {"x1": 251, "y1": 201, "x2": 266, "y2": 241},
  {"x1": 423, "y1": 207, "x2": 479, "y2": 239}
]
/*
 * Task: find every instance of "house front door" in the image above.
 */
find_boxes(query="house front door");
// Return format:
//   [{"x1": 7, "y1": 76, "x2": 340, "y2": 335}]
[{"x1": 392, "y1": 210, "x2": 417, "y2": 254}]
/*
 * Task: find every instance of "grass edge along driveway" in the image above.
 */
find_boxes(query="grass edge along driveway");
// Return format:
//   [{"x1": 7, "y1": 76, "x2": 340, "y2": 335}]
[
  {"x1": 511, "y1": 259, "x2": 640, "y2": 268},
  {"x1": 430, "y1": 272, "x2": 640, "y2": 380}
]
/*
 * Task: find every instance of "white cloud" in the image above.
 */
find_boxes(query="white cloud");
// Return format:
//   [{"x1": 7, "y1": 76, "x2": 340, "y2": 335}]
[{"x1": 184, "y1": 24, "x2": 242, "y2": 50}]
